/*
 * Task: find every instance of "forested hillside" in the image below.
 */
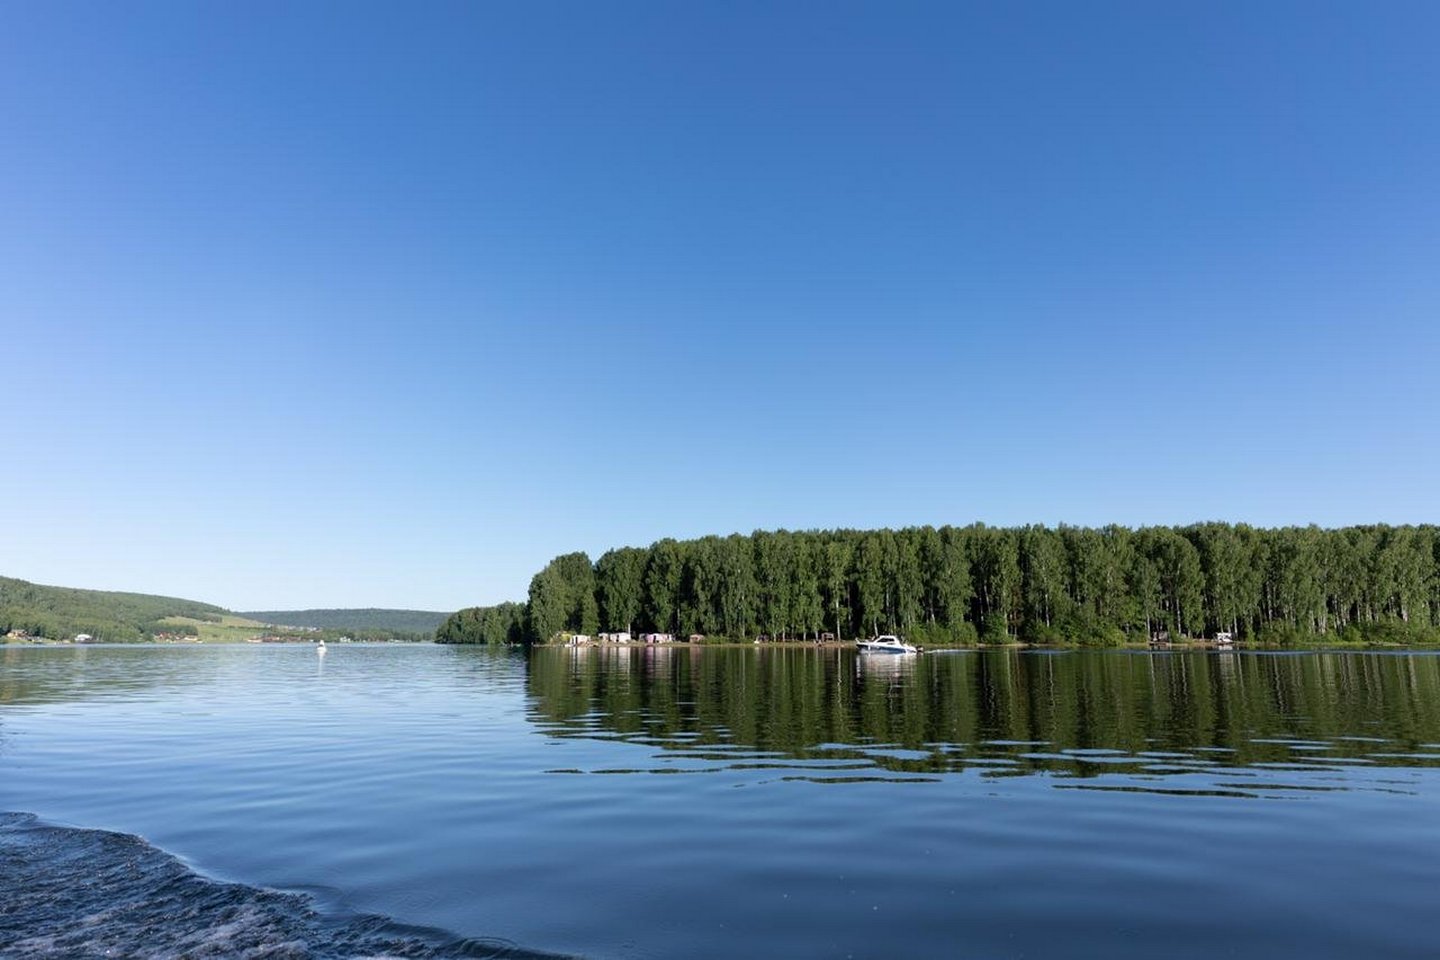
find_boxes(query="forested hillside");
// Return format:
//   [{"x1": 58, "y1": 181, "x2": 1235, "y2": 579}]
[
  {"x1": 241, "y1": 608, "x2": 449, "y2": 634},
  {"x1": 0, "y1": 576, "x2": 225, "y2": 642},
  {"x1": 438, "y1": 524, "x2": 1440, "y2": 647}
]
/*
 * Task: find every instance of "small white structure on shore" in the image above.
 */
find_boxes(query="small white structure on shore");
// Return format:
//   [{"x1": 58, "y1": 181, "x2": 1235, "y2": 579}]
[{"x1": 73, "y1": 634, "x2": 93, "y2": 644}]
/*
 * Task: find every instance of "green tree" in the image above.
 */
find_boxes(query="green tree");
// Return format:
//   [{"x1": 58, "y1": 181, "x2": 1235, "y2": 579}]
[
  {"x1": 934, "y1": 526, "x2": 973, "y2": 635},
  {"x1": 716, "y1": 533, "x2": 757, "y2": 639},
  {"x1": 852, "y1": 532, "x2": 887, "y2": 636},
  {"x1": 890, "y1": 529, "x2": 924, "y2": 632},
  {"x1": 527, "y1": 566, "x2": 570, "y2": 642},
  {"x1": 680, "y1": 537, "x2": 720, "y2": 635},
  {"x1": 1019, "y1": 525, "x2": 1070, "y2": 637},
  {"x1": 970, "y1": 526, "x2": 1019, "y2": 641},
  {"x1": 596, "y1": 547, "x2": 647, "y2": 633},
  {"x1": 754, "y1": 531, "x2": 796, "y2": 638},
  {"x1": 790, "y1": 534, "x2": 825, "y2": 639},
  {"x1": 644, "y1": 539, "x2": 683, "y2": 634},
  {"x1": 820, "y1": 537, "x2": 854, "y2": 639}
]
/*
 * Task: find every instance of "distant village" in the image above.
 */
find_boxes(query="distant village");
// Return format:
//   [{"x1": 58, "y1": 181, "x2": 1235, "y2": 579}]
[
  {"x1": 562, "y1": 631, "x2": 682, "y2": 647},
  {"x1": 3, "y1": 629, "x2": 205, "y2": 644},
  {"x1": 1, "y1": 627, "x2": 418, "y2": 645},
  {"x1": 246, "y1": 634, "x2": 356, "y2": 643},
  {"x1": 557, "y1": 631, "x2": 839, "y2": 647},
  {"x1": 1, "y1": 626, "x2": 353, "y2": 645}
]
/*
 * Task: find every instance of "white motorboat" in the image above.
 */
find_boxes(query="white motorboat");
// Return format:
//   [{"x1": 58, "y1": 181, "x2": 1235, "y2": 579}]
[{"x1": 856, "y1": 635, "x2": 918, "y2": 655}]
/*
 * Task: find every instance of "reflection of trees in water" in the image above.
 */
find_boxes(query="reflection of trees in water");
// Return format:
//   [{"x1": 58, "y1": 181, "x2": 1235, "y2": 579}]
[{"x1": 526, "y1": 647, "x2": 1440, "y2": 780}]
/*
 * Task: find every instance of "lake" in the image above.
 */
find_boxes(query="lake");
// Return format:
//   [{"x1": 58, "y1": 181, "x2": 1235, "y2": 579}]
[{"x1": 3, "y1": 643, "x2": 1439, "y2": 958}]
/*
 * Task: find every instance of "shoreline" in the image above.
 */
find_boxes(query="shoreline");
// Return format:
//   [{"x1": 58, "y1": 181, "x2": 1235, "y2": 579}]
[
  {"x1": 539, "y1": 638, "x2": 1440, "y2": 652},
  {"x1": 9, "y1": 637, "x2": 1438, "y2": 652}
]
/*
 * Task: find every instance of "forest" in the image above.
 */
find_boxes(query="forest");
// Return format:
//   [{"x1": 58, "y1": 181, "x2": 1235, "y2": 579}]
[
  {"x1": 0, "y1": 575, "x2": 225, "y2": 642},
  {"x1": 436, "y1": 524, "x2": 1440, "y2": 647}
]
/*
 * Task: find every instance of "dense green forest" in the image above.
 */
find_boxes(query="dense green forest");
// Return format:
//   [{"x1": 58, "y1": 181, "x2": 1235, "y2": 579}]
[
  {"x1": 437, "y1": 524, "x2": 1440, "y2": 647},
  {"x1": 0, "y1": 576, "x2": 226, "y2": 642},
  {"x1": 435, "y1": 602, "x2": 528, "y2": 646},
  {"x1": 241, "y1": 608, "x2": 450, "y2": 634}
]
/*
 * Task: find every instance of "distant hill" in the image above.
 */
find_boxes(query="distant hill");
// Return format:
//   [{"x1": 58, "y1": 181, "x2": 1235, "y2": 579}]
[
  {"x1": 0, "y1": 576, "x2": 226, "y2": 643},
  {"x1": 239, "y1": 608, "x2": 450, "y2": 634},
  {"x1": 0, "y1": 576, "x2": 445, "y2": 643}
]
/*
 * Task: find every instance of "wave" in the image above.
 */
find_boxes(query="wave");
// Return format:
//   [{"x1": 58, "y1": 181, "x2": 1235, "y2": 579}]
[{"x1": 0, "y1": 813, "x2": 568, "y2": 960}]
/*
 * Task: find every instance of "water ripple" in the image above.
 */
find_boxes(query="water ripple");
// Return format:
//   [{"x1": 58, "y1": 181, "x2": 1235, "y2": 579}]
[{"x1": 0, "y1": 813, "x2": 566, "y2": 960}]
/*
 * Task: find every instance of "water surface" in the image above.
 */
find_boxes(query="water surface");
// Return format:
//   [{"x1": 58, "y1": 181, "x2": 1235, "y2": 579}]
[{"x1": 2, "y1": 643, "x2": 1439, "y2": 958}]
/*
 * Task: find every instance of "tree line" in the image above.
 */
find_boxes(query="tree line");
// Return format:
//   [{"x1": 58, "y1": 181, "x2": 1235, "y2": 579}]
[
  {"x1": 435, "y1": 524, "x2": 1440, "y2": 647},
  {"x1": 241, "y1": 608, "x2": 451, "y2": 634}
]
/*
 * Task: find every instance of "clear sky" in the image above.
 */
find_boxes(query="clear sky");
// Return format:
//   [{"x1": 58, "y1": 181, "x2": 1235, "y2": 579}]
[{"x1": 3, "y1": 1, "x2": 1437, "y2": 611}]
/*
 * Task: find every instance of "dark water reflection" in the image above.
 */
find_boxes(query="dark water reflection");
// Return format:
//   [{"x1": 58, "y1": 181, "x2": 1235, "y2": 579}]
[{"x1": 528, "y1": 646, "x2": 1440, "y2": 794}]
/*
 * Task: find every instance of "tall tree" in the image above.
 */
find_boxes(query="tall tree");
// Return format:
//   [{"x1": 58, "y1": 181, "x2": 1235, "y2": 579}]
[
  {"x1": 789, "y1": 535, "x2": 825, "y2": 639},
  {"x1": 852, "y1": 532, "x2": 887, "y2": 636},
  {"x1": 890, "y1": 529, "x2": 924, "y2": 632},
  {"x1": 935, "y1": 526, "x2": 973, "y2": 634},
  {"x1": 596, "y1": 547, "x2": 647, "y2": 633},
  {"x1": 820, "y1": 537, "x2": 854, "y2": 639},
  {"x1": 644, "y1": 539, "x2": 683, "y2": 635},
  {"x1": 1019, "y1": 525, "x2": 1069, "y2": 635},
  {"x1": 681, "y1": 537, "x2": 721, "y2": 635},
  {"x1": 754, "y1": 530, "x2": 796, "y2": 638},
  {"x1": 716, "y1": 533, "x2": 757, "y2": 639},
  {"x1": 527, "y1": 566, "x2": 570, "y2": 642},
  {"x1": 970, "y1": 526, "x2": 1019, "y2": 641}
]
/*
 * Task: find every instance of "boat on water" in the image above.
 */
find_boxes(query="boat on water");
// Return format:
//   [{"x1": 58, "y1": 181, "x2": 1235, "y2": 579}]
[{"x1": 856, "y1": 635, "x2": 918, "y2": 655}]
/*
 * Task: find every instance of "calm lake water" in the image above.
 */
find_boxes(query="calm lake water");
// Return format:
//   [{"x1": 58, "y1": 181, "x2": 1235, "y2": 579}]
[{"x1": 3, "y1": 643, "x2": 1440, "y2": 958}]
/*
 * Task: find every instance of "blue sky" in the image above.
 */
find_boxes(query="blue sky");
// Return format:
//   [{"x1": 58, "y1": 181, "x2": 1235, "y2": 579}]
[{"x1": 3, "y1": 1, "x2": 1437, "y2": 610}]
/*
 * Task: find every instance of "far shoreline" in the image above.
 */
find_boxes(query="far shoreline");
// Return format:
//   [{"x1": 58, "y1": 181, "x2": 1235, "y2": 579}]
[
  {"x1": 8, "y1": 637, "x2": 1440, "y2": 653},
  {"x1": 525, "y1": 637, "x2": 1440, "y2": 653}
]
